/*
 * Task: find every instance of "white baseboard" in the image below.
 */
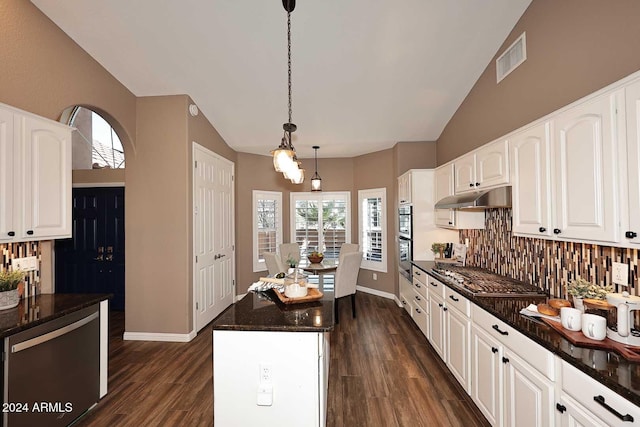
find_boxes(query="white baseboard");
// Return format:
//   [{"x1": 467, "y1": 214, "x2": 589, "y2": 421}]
[
  {"x1": 235, "y1": 293, "x2": 247, "y2": 302},
  {"x1": 393, "y1": 296, "x2": 403, "y2": 307},
  {"x1": 356, "y1": 285, "x2": 396, "y2": 300},
  {"x1": 123, "y1": 331, "x2": 196, "y2": 342}
]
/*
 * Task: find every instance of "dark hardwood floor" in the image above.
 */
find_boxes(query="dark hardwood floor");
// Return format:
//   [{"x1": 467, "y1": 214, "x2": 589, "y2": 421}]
[{"x1": 77, "y1": 293, "x2": 489, "y2": 427}]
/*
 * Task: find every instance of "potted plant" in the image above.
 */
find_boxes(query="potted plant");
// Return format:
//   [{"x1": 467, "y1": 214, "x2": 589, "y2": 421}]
[
  {"x1": 431, "y1": 243, "x2": 445, "y2": 259},
  {"x1": 286, "y1": 254, "x2": 298, "y2": 269},
  {"x1": 0, "y1": 269, "x2": 25, "y2": 310},
  {"x1": 566, "y1": 278, "x2": 612, "y2": 311}
]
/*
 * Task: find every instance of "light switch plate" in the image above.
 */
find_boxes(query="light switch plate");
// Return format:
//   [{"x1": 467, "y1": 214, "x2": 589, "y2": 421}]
[
  {"x1": 11, "y1": 256, "x2": 38, "y2": 272},
  {"x1": 612, "y1": 262, "x2": 629, "y2": 286}
]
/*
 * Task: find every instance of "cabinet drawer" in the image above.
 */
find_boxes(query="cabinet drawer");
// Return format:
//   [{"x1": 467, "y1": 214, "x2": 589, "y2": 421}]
[
  {"x1": 562, "y1": 361, "x2": 639, "y2": 426},
  {"x1": 410, "y1": 288, "x2": 428, "y2": 313},
  {"x1": 445, "y1": 287, "x2": 470, "y2": 317},
  {"x1": 400, "y1": 292, "x2": 412, "y2": 316},
  {"x1": 412, "y1": 277, "x2": 428, "y2": 299},
  {"x1": 411, "y1": 266, "x2": 428, "y2": 286},
  {"x1": 472, "y1": 305, "x2": 555, "y2": 380},
  {"x1": 425, "y1": 274, "x2": 446, "y2": 298},
  {"x1": 411, "y1": 299, "x2": 429, "y2": 338}
]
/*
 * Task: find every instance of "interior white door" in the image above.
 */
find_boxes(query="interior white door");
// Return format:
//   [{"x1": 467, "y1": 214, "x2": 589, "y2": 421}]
[{"x1": 194, "y1": 143, "x2": 235, "y2": 332}]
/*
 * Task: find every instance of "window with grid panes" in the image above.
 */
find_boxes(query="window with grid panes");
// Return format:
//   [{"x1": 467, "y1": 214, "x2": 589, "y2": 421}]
[
  {"x1": 358, "y1": 188, "x2": 387, "y2": 272},
  {"x1": 290, "y1": 192, "x2": 350, "y2": 261},
  {"x1": 253, "y1": 191, "x2": 283, "y2": 272}
]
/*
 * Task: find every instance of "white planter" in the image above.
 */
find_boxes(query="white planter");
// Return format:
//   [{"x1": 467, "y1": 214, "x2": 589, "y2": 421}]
[{"x1": 0, "y1": 289, "x2": 20, "y2": 310}]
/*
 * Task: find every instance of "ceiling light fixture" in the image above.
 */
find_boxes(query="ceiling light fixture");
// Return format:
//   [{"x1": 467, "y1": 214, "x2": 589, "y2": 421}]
[
  {"x1": 271, "y1": 0, "x2": 304, "y2": 184},
  {"x1": 311, "y1": 145, "x2": 322, "y2": 191}
]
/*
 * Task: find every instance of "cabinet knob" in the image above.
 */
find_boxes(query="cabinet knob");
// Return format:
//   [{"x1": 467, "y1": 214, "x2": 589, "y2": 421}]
[
  {"x1": 502, "y1": 357, "x2": 509, "y2": 364},
  {"x1": 402, "y1": 300, "x2": 407, "y2": 305},
  {"x1": 415, "y1": 296, "x2": 421, "y2": 301},
  {"x1": 539, "y1": 227, "x2": 546, "y2": 233},
  {"x1": 556, "y1": 403, "x2": 567, "y2": 414},
  {"x1": 448, "y1": 221, "x2": 453, "y2": 225},
  {"x1": 416, "y1": 308, "x2": 421, "y2": 314},
  {"x1": 443, "y1": 306, "x2": 448, "y2": 311},
  {"x1": 475, "y1": 182, "x2": 480, "y2": 187},
  {"x1": 449, "y1": 295, "x2": 459, "y2": 302},
  {"x1": 415, "y1": 271, "x2": 421, "y2": 275},
  {"x1": 430, "y1": 282, "x2": 438, "y2": 287},
  {"x1": 626, "y1": 231, "x2": 638, "y2": 239},
  {"x1": 26, "y1": 230, "x2": 34, "y2": 235},
  {"x1": 415, "y1": 283, "x2": 421, "y2": 288},
  {"x1": 7, "y1": 231, "x2": 15, "y2": 237},
  {"x1": 438, "y1": 303, "x2": 443, "y2": 308},
  {"x1": 491, "y1": 347, "x2": 498, "y2": 354},
  {"x1": 553, "y1": 228, "x2": 561, "y2": 234}
]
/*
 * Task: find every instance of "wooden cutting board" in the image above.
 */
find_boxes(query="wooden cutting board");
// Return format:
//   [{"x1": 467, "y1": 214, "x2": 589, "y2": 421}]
[
  {"x1": 543, "y1": 318, "x2": 640, "y2": 362},
  {"x1": 273, "y1": 288, "x2": 324, "y2": 305}
]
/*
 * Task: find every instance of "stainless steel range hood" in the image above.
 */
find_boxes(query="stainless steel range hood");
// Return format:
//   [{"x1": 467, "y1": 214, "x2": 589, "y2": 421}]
[{"x1": 435, "y1": 186, "x2": 512, "y2": 210}]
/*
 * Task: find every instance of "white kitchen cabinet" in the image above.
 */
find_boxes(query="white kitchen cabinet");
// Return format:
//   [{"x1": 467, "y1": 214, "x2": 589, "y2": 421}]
[
  {"x1": 557, "y1": 393, "x2": 609, "y2": 427},
  {"x1": 399, "y1": 273, "x2": 412, "y2": 316},
  {"x1": 398, "y1": 171, "x2": 412, "y2": 205},
  {"x1": 0, "y1": 102, "x2": 71, "y2": 243},
  {"x1": 559, "y1": 360, "x2": 639, "y2": 427},
  {"x1": 625, "y1": 79, "x2": 640, "y2": 244},
  {"x1": 454, "y1": 139, "x2": 509, "y2": 194},
  {"x1": 427, "y1": 277, "x2": 471, "y2": 393},
  {"x1": 552, "y1": 90, "x2": 623, "y2": 243},
  {"x1": 503, "y1": 348, "x2": 554, "y2": 427},
  {"x1": 471, "y1": 323, "x2": 503, "y2": 426},
  {"x1": 510, "y1": 122, "x2": 552, "y2": 238},
  {"x1": 434, "y1": 163, "x2": 485, "y2": 230}
]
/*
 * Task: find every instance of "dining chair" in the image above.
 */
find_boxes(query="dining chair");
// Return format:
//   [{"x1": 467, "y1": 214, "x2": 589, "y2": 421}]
[
  {"x1": 339, "y1": 243, "x2": 359, "y2": 256},
  {"x1": 334, "y1": 251, "x2": 363, "y2": 323},
  {"x1": 263, "y1": 252, "x2": 286, "y2": 276},
  {"x1": 279, "y1": 242, "x2": 301, "y2": 267}
]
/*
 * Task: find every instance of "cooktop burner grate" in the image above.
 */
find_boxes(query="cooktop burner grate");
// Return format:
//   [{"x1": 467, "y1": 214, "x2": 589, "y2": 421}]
[{"x1": 432, "y1": 263, "x2": 548, "y2": 297}]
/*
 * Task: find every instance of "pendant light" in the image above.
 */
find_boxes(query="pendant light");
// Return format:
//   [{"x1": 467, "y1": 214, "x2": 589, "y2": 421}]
[
  {"x1": 311, "y1": 145, "x2": 322, "y2": 191},
  {"x1": 270, "y1": 0, "x2": 304, "y2": 184}
]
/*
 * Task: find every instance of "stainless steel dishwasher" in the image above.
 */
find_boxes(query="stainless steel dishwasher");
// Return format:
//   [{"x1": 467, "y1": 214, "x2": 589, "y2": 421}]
[{"x1": 3, "y1": 304, "x2": 101, "y2": 427}]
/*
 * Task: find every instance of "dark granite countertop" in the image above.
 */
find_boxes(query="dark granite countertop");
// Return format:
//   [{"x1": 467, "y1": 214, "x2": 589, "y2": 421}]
[
  {"x1": 0, "y1": 293, "x2": 111, "y2": 339},
  {"x1": 411, "y1": 260, "x2": 640, "y2": 407},
  {"x1": 212, "y1": 287, "x2": 335, "y2": 332}
]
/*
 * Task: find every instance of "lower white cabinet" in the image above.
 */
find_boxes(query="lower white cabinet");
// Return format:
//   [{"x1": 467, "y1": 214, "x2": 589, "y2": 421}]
[
  {"x1": 429, "y1": 283, "x2": 471, "y2": 393},
  {"x1": 503, "y1": 348, "x2": 555, "y2": 427},
  {"x1": 471, "y1": 305, "x2": 555, "y2": 427},
  {"x1": 557, "y1": 393, "x2": 609, "y2": 427}
]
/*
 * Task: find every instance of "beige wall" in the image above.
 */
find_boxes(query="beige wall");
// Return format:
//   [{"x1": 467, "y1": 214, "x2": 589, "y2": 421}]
[
  {"x1": 72, "y1": 169, "x2": 126, "y2": 184},
  {"x1": 437, "y1": 0, "x2": 640, "y2": 164},
  {"x1": 396, "y1": 141, "x2": 438, "y2": 175}
]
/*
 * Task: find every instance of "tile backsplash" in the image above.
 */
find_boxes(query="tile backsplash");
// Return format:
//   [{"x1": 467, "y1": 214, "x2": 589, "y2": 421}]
[
  {"x1": 0, "y1": 242, "x2": 41, "y2": 291},
  {"x1": 460, "y1": 209, "x2": 638, "y2": 298}
]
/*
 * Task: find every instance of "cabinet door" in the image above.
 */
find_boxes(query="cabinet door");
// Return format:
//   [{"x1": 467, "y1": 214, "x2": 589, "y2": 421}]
[
  {"x1": 510, "y1": 123, "x2": 552, "y2": 237},
  {"x1": 446, "y1": 306, "x2": 471, "y2": 393},
  {"x1": 0, "y1": 109, "x2": 14, "y2": 242},
  {"x1": 471, "y1": 325, "x2": 503, "y2": 427},
  {"x1": 454, "y1": 153, "x2": 476, "y2": 194},
  {"x1": 558, "y1": 393, "x2": 608, "y2": 427},
  {"x1": 476, "y1": 139, "x2": 509, "y2": 189},
  {"x1": 434, "y1": 164, "x2": 456, "y2": 227},
  {"x1": 428, "y1": 293, "x2": 446, "y2": 361},
  {"x1": 553, "y1": 92, "x2": 622, "y2": 242},
  {"x1": 503, "y1": 349, "x2": 554, "y2": 427},
  {"x1": 398, "y1": 172, "x2": 411, "y2": 205},
  {"x1": 19, "y1": 115, "x2": 72, "y2": 239},
  {"x1": 626, "y1": 80, "x2": 640, "y2": 244}
]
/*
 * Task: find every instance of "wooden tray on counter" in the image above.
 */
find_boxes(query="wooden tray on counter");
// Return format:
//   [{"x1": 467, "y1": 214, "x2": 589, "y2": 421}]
[
  {"x1": 273, "y1": 288, "x2": 324, "y2": 305},
  {"x1": 543, "y1": 318, "x2": 640, "y2": 362}
]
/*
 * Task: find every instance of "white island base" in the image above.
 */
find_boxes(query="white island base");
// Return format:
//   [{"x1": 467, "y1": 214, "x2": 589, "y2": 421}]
[{"x1": 213, "y1": 330, "x2": 329, "y2": 427}]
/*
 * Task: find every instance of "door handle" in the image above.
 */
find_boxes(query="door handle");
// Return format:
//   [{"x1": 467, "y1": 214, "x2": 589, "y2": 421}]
[
  {"x1": 94, "y1": 246, "x2": 104, "y2": 261},
  {"x1": 593, "y1": 395, "x2": 634, "y2": 422},
  {"x1": 492, "y1": 324, "x2": 509, "y2": 336}
]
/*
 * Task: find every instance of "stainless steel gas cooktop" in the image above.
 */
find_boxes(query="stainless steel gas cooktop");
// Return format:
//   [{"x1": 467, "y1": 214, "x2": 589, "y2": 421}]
[{"x1": 431, "y1": 263, "x2": 548, "y2": 297}]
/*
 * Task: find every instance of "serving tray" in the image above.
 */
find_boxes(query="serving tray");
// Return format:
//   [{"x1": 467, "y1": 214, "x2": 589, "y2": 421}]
[
  {"x1": 543, "y1": 318, "x2": 640, "y2": 362},
  {"x1": 273, "y1": 288, "x2": 323, "y2": 305}
]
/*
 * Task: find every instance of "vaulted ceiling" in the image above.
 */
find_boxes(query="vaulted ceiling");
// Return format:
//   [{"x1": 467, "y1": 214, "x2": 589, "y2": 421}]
[{"x1": 32, "y1": 0, "x2": 531, "y2": 158}]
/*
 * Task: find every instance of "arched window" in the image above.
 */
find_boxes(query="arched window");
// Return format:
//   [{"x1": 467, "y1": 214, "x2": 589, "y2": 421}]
[{"x1": 67, "y1": 106, "x2": 125, "y2": 169}]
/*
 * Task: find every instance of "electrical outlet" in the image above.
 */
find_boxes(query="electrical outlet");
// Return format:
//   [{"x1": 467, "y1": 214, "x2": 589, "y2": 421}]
[
  {"x1": 259, "y1": 364, "x2": 272, "y2": 383},
  {"x1": 612, "y1": 262, "x2": 629, "y2": 286},
  {"x1": 373, "y1": 273, "x2": 377, "y2": 280},
  {"x1": 11, "y1": 256, "x2": 38, "y2": 272}
]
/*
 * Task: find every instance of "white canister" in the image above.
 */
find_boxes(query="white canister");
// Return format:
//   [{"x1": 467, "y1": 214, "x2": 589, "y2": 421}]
[{"x1": 581, "y1": 314, "x2": 607, "y2": 341}]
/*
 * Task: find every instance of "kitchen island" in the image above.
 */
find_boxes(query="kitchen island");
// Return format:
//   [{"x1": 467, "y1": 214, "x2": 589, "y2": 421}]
[
  {"x1": 212, "y1": 284, "x2": 334, "y2": 427},
  {"x1": 0, "y1": 293, "x2": 110, "y2": 427},
  {"x1": 411, "y1": 260, "x2": 640, "y2": 425}
]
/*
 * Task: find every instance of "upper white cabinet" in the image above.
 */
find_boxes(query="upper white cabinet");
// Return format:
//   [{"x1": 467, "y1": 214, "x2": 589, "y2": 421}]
[
  {"x1": 552, "y1": 91, "x2": 623, "y2": 242},
  {"x1": 0, "y1": 103, "x2": 71, "y2": 243},
  {"x1": 454, "y1": 140, "x2": 509, "y2": 194},
  {"x1": 510, "y1": 122, "x2": 552, "y2": 237},
  {"x1": 398, "y1": 171, "x2": 412, "y2": 205},
  {"x1": 435, "y1": 164, "x2": 486, "y2": 230},
  {"x1": 625, "y1": 79, "x2": 640, "y2": 244}
]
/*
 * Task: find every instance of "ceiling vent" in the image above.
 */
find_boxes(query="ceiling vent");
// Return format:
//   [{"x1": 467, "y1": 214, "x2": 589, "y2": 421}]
[{"x1": 496, "y1": 32, "x2": 526, "y2": 83}]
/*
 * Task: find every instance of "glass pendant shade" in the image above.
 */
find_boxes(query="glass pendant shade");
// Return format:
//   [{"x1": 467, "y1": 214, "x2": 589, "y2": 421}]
[
  {"x1": 287, "y1": 165, "x2": 305, "y2": 184},
  {"x1": 282, "y1": 160, "x2": 300, "y2": 179},
  {"x1": 272, "y1": 148, "x2": 295, "y2": 172},
  {"x1": 311, "y1": 174, "x2": 322, "y2": 191}
]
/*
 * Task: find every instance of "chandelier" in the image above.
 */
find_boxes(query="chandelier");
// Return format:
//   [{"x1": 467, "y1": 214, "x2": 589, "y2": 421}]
[{"x1": 271, "y1": 0, "x2": 304, "y2": 184}]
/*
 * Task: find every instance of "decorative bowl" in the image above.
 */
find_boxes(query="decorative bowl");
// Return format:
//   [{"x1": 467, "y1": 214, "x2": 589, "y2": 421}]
[{"x1": 307, "y1": 254, "x2": 324, "y2": 264}]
